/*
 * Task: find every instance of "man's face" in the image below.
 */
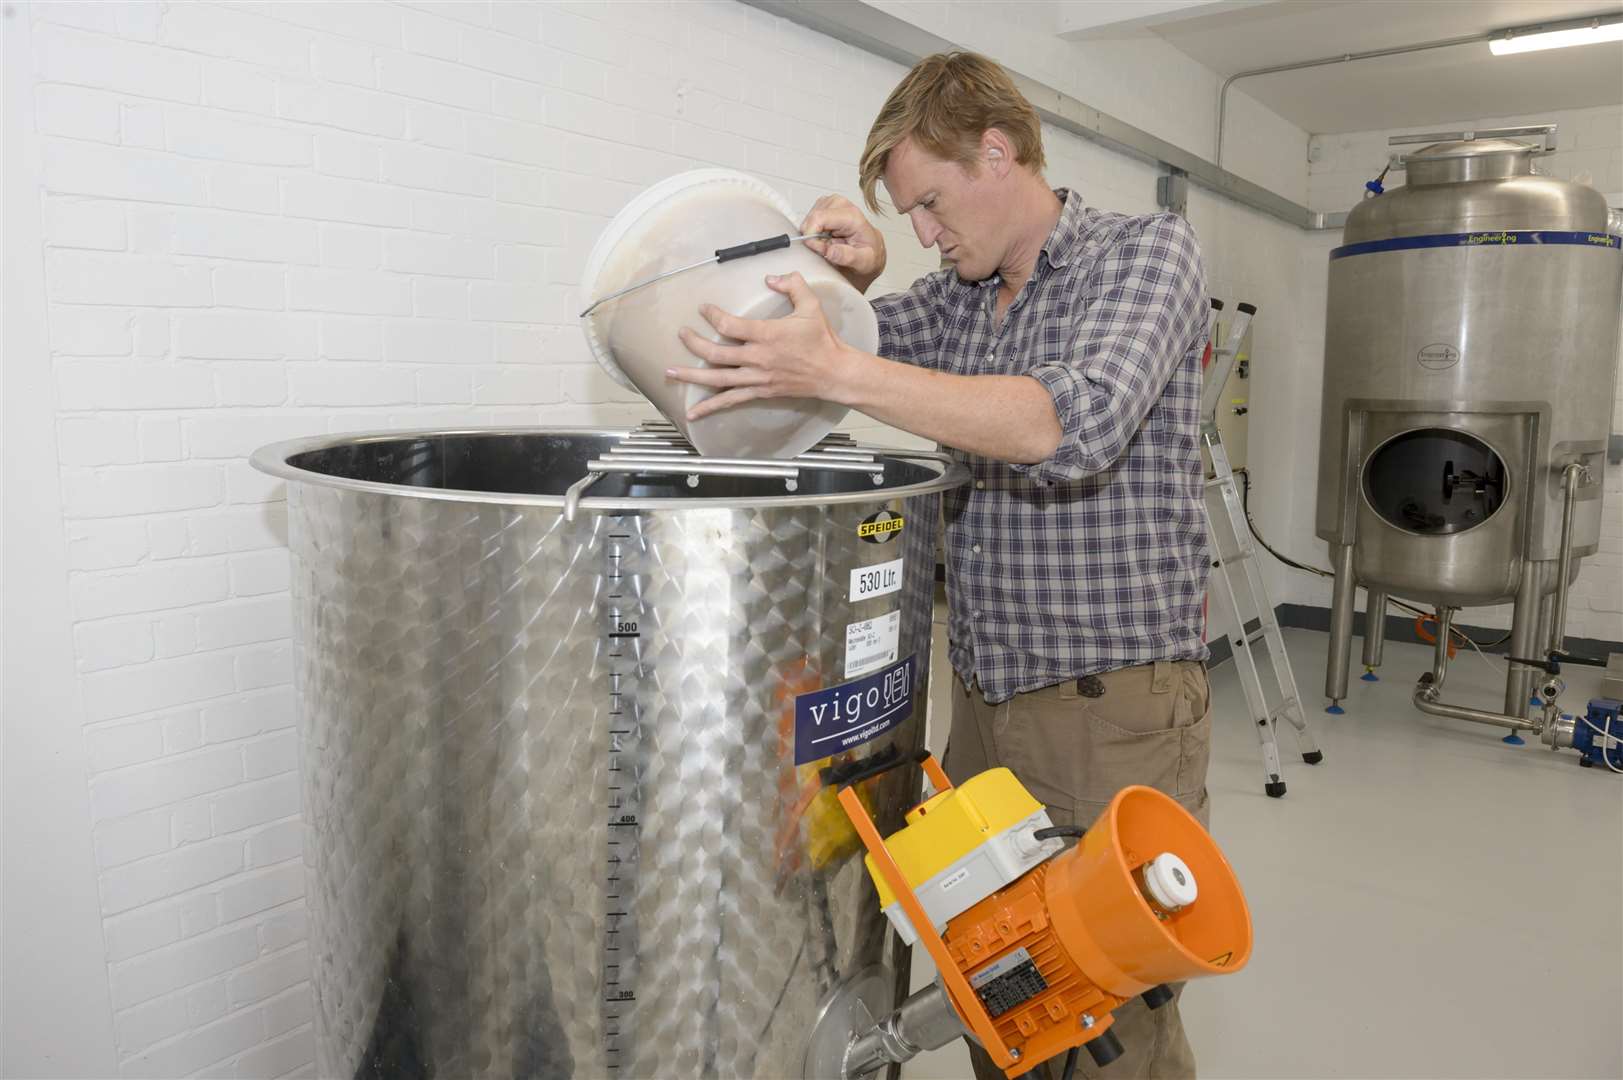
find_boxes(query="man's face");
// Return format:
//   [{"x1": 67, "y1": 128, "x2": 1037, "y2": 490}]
[{"x1": 882, "y1": 136, "x2": 1006, "y2": 282}]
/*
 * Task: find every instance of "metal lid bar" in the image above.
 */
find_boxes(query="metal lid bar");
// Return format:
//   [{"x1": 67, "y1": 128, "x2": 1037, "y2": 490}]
[
  {"x1": 605, "y1": 446, "x2": 693, "y2": 457},
  {"x1": 590, "y1": 457, "x2": 799, "y2": 476},
  {"x1": 559, "y1": 422, "x2": 895, "y2": 514}
]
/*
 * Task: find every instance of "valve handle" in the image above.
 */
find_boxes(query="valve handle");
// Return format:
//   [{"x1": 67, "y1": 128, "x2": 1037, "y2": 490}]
[{"x1": 1509, "y1": 650, "x2": 1606, "y2": 673}]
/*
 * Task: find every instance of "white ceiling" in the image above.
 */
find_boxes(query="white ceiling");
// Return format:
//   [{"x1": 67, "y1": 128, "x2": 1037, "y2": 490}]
[{"x1": 1056, "y1": 0, "x2": 1623, "y2": 134}]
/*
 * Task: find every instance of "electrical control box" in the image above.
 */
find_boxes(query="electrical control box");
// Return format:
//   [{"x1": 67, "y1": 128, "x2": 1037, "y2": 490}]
[{"x1": 1204, "y1": 312, "x2": 1250, "y2": 474}]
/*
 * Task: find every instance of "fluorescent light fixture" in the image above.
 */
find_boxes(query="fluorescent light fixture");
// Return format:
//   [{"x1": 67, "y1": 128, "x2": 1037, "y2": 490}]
[{"x1": 1489, "y1": 12, "x2": 1623, "y2": 55}]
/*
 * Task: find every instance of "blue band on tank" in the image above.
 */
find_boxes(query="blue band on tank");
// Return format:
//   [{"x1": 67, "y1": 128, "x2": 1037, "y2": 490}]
[{"x1": 1330, "y1": 231, "x2": 1622, "y2": 260}]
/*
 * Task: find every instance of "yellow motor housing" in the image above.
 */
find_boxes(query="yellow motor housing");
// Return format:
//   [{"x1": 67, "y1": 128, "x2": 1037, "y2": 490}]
[{"x1": 863, "y1": 768, "x2": 1058, "y2": 942}]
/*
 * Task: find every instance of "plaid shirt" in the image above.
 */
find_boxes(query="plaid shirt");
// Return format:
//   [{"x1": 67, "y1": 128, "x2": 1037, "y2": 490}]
[{"x1": 872, "y1": 189, "x2": 1209, "y2": 703}]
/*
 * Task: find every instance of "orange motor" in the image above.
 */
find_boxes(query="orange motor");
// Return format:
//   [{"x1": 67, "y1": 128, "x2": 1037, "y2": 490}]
[
  {"x1": 829, "y1": 754, "x2": 1252, "y2": 1078},
  {"x1": 944, "y1": 787, "x2": 1251, "y2": 1073}
]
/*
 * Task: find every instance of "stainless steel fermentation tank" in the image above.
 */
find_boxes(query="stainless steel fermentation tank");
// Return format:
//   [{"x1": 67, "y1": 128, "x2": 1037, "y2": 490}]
[
  {"x1": 252, "y1": 429, "x2": 967, "y2": 1078},
  {"x1": 1316, "y1": 136, "x2": 1623, "y2": 726}
]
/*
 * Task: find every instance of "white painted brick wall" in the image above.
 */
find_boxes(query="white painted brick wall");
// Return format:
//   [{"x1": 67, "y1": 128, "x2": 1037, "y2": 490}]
[
  {"x1": 20, "y1": 1, "x2": 1317, "y2": 1071},
  {"x1": 1293, "y1": 106, "x2": 1623, "y2": 642}
]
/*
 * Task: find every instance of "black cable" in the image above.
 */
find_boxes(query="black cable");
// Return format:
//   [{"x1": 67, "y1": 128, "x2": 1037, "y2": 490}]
[
  {"x1": 1034, "y1": 826, "x2": 1085, "y2": 842},
  {"x1": 1061, "y1": 1046, "x2": 1080, "y2": 1080},
  {"x1": 1231, "y1": 468, "x2": 1513, "y2": 651},
  {"x1": 1232, "y1": 468, "x2": 1333, "y2": 579}
]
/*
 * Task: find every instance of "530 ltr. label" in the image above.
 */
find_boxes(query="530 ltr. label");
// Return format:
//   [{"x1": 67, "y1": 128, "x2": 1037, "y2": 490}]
[{"x1": 849, "y1": 557, "x2": 904, "y2": 602}]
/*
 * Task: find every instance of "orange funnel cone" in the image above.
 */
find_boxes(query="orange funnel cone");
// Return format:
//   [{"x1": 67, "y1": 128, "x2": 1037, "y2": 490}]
[{"x1": 1044, "y1": 785, "x2": 1252, "y2": 995}]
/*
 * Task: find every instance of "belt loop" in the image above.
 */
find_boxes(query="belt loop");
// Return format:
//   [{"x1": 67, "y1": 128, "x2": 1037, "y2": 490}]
[{"x1": 1151, "y1": 660, "x2": 1173, "y2": 693}]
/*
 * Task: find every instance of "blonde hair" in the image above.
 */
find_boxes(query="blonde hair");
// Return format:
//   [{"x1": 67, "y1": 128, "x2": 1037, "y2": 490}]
[{"x1": 858, "y1": 51, "x2": 1046, "y2": 212}]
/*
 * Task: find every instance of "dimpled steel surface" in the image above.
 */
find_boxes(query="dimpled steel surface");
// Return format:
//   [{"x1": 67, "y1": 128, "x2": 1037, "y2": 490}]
[{"x1": 272, "y1": 431, "x2": 956, "y2": 1079}]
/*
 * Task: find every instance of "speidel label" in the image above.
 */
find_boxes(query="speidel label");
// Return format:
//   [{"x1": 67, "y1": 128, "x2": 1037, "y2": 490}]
[
  {"x1": 793, "y1": 654, "x2": 916, "y2": 765},
  {"x1": 857, "y1": 509, "x2": 905, "y2": 544}
]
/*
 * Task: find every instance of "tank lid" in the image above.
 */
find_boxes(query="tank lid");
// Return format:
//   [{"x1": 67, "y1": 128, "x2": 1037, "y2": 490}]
[{"x1": 1405, "y1": 138, "x2": 1538, "y2": 185}]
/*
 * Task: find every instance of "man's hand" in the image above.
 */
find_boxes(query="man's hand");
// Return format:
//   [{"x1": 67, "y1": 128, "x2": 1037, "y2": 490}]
[
  {"x1": 801, "y1": 195, "x2": 886, "y2": 294},
  {"x1": 670, "y1": 272, "x2": 856, "y2": 421}
]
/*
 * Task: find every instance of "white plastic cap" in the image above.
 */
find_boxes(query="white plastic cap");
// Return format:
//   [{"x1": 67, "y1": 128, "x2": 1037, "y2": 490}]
[{"x1": 1141, "y1": 853, "x2": 1198, "y2": 911}]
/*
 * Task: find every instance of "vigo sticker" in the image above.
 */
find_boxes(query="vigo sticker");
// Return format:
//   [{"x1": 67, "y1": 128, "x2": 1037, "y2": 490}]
[
  {"x1": 793, "y1": 654, "x2": 916, "y2": 766},
  {"x1": 845, "y1": 610, "x2": 900, "y2": 678},
  {"x1": 850, "y1": 557, "x2": 904, "y2": 602}
]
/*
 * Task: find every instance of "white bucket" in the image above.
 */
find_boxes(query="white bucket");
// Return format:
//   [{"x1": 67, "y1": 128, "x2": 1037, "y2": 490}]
[{"x1": 580, "y1": 169, "x2": 876, "y2": 460}]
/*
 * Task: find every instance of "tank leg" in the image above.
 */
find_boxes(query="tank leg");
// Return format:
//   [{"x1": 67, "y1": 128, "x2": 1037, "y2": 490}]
[
  {"x1": 1534, "y1": 570, "x2": 1556, "y2": 698},
  {"x1": 1503, "y1": 562, "x2": 1542, "y2": 735},
  {"x1": 1361, "y1": 589, "x2": 1387, "y2": 681},
  {"x1": 1325, "y1": 544, "x2": 1355, "y2": 713}
]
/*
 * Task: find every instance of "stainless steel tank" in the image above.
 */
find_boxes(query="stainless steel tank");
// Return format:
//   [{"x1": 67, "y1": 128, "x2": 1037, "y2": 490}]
[
  {"x1": 251, "y1": 428, "x2": 966, "y2": 1078},
  {"x1": 1315, "y1": 136, "x2": 1623, "y2": 718}
]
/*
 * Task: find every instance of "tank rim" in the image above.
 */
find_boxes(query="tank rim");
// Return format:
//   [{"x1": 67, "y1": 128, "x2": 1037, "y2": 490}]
[{"x1": 251, "y1": 426, "x2": 969, "y2": 511}]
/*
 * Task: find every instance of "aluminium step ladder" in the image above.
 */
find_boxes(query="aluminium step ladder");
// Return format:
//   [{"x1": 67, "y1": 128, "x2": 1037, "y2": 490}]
[{"x1": 1201, "y1": 300, "x2": 1322, "y2": 797}]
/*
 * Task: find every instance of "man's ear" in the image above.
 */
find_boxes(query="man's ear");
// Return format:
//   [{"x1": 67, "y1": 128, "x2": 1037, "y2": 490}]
[{"x1": 982, "y1": 129, "x2": 1014, "y2": 176}]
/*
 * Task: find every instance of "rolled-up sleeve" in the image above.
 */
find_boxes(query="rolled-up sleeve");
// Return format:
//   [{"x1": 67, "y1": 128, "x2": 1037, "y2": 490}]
[
  {"x1": 870, "y1": 270, "x2": 950, "y2": 370},
  {"x1": 1013, "y1": 213, "x2": 1206, "y2": 485}
]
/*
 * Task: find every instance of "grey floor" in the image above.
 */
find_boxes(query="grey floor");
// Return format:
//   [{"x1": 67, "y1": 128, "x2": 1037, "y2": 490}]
[{"x1": 905, "y1": 620, "x2": 1623, "y2": 1079}]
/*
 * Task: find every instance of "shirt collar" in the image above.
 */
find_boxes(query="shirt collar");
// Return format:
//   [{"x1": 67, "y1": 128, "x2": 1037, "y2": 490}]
[{"x1": 1040, "y1": 187, "x2": 1087, "y2": 270}]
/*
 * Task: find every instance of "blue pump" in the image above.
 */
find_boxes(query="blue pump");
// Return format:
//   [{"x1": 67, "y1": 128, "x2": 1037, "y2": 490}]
[{"x1": 1573, "y1": 699, "x2": 1623, "y2": 771}]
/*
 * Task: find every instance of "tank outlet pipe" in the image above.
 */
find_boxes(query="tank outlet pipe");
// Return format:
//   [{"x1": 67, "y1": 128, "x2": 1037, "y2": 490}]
[
  {"x1": 1547, "y1": 462, "x2": 1591, "y2": 656},
  {"x1": 843, "y1": 983, "x2": 966, "y2": 1077},
  {"x1": 1412, "y1": 606, "x2": 1540, "y2": 733},
  {"x1": 1527, "y1": 463, "x2": 1596, "y2": 753}
]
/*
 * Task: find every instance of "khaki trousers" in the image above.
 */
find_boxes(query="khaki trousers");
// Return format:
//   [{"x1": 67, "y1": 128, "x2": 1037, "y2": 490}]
[{"x1": 943, "y1": 660, "x2": 1212, "y2": 1080}]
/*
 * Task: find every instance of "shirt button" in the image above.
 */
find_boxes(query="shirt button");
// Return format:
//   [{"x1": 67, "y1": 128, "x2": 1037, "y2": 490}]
[
  {"x1": 975, "y1": 480, "x2": 986, "y2": 490},
  {"x1": 972, "y1": 610, "x2": 983, "y2": 619},
  {"x1": 972, "y1": 544, "x2": 982, "y2": 554}
]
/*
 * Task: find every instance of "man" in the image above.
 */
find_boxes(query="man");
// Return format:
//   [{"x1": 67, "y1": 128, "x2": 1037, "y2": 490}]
[{"x1": 672, "y1": 52, "x2": 1211, "y2": 1078}]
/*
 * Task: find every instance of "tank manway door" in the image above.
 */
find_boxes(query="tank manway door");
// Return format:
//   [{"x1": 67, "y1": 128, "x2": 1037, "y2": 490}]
[
  {"x1": 602, "y1": 517, "x2": 646, "y2": 1072},
  {"x1": 1363, "y1": 429, "x2": 1508, "y2": 535}
]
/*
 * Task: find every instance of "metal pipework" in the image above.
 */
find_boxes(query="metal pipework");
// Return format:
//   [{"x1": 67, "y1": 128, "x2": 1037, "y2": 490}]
[
  {"x1": 1548, "y1": 463, "x2": 1591, "y2": 654},
  {"x1": 744, "y1": 0, "x2": 1344, "y2": 230},
  {"x1": 1413, "y1": 684, "x2": 1541, "y2": 733},
  {"x1": 1408, "y1": 457, "x2": 1584, "y2": 727},
  {"x1": 843, "y1": 983, "x2": 965, "y2": 1078},
  {"x1": 1412, "y1": 607, "x2": 1540, "y2": 733},
  {"x1": 1215, "y1": 32, "x2": 1489, "y2": 168}
]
